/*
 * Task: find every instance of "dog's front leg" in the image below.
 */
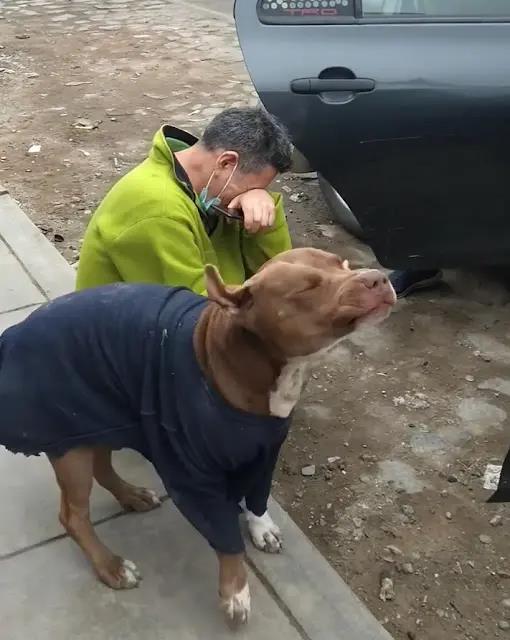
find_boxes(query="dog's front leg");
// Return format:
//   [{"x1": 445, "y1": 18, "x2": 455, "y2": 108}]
[
  {"x1": 217, "y1": 552, "x2": 250, "y2": 626},
  {"x1": 245, "y1": 444, "x2": 284, "y2": 553}
]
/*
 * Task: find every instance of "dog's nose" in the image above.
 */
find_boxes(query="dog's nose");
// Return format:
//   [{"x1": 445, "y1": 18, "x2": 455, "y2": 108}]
[
  {"x1": 358, "y1": 270, "x2": 388, "y2": 290},
  {"x1": 356, "y1": 269, "x2": 396, "y2": 304}
]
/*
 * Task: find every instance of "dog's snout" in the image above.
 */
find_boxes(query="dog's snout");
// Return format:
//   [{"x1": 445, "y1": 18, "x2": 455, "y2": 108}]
[
  {"x1": 355, "y1": 269, "x2": 396, "y2": 305},
  {"x1": 358, "y1": 270, "x2": 388, "y2": 290}
]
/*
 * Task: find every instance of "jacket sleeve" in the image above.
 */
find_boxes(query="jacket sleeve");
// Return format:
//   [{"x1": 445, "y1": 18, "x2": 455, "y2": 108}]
[
  {"x1": 241, "y1": 192, "x2": 292, "y2": 277},
  {"x1": 244, "y1": 440, "x2": 284, "y2": 517},
  {"x1": 168, "y1": 476, "x2": 245, "y2": 555},
  {"x1": 108, "y1": 217, "x2": 208, "y2": 295}
]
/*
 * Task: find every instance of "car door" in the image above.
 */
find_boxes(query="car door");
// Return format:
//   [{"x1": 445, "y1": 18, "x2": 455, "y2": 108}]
[{"x1": 234, "y1": 0, "x2": 510, "y2": 269}]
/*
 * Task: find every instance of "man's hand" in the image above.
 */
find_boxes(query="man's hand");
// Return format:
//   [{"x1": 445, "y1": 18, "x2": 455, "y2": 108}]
[{"x1": 228, "y1": 189, "x2": 275, "y2": 234}]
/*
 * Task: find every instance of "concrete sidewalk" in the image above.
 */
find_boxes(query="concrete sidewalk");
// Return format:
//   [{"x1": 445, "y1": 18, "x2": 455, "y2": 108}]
[{"x1": 0, "y1": 187, "x2": 393, "y2": 640}]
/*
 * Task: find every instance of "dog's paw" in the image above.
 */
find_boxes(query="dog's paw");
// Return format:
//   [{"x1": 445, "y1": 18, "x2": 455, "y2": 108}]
[
  {"x1": 97, "y1": 557, "x2": 142, "y2": 590},
  {"x1": 246, "y1": 510, "x2": 283, "y2": 553},
  {"x1": 221, "y1": 583, "x2": 251, "y2": 626},
  {"x1": 120, "y1": 559, "x2": 142, "y2": 588},
  {"x1": 117, "y1": 486, "x2": 162, "y2": 513}
]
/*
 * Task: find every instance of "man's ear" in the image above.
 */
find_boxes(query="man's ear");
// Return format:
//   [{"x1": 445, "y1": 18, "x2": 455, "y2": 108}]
[
  {"x1": 204, "y1": 265, "x2": 251, "y2": 313},
  {"x1": 217, "y1": 150, "x2": 239, "y2": 170}
]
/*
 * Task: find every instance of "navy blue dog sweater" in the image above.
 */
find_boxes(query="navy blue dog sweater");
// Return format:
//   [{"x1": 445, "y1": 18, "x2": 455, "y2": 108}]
[{"x1": 0, "y1": 284, "x2": 290, "y2": 554}]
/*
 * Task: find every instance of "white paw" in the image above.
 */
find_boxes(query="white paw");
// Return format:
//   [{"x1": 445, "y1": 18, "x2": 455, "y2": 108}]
[
  {"x1": 222, "y1": 582, "x2": 251, "y2": 625},
  {"x1": 120, "y1": 559, "x2": 142, "y2": 588},
  {"x1": 147, "y1": 489, "x2": 161, "y2": 506},
  {"x1": 246, "y1": 510, "x2": 283, "y2": 553}
]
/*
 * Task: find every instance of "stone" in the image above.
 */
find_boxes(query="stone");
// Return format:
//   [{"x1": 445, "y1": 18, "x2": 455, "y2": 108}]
[
  {"x1": 499, "y1": 621, "x2": 510, "y2": 631},
  {"x1": 479, "y1": 534, "x2": 492, "y2": 545},
  {"x1": 386, "y1": 545, "x2": 403, "y2": 556},
  {"x1": 502, "y1": 599, "x2": 510, "y2": 609},
  {"x1": 490, "y1": 514, "x2": 503, "y2": 527},
  {"x1": 445, "y1": 512, "x2": 452, "y2": 520},
  {"x1": 72, "y1": 117, "x2": 100, "y2": 130},
  {"x1": 301, "y1": 465, "x2": 316, "y2": 477},
  {"x1": 447, "y1": 474, "x2": 458, "y2": 483},
  {"x1": 401, "y1": 504, "x2": 415, "y2": 517},
  {"x1": 353, "y1": 528, "x2": 364, "y2": 541},
  {"x1": 64, "y1": 80, "x2": 92, "y2": 86},
  {"x1": 401, "y1": 563, "x2": 414, "y2": 575},
  {"x1": 392, "y1": 392, "x2": 430, "y2": 410},
  {"x1": 289, "y1": 192, "x2": 309, "y2": 203},
  {"x1": 360, "y1": 453, "x2": 378, "y2": 463},
  {"x1": 379, "y1": 573, "x2": 395, "y2": 602}
]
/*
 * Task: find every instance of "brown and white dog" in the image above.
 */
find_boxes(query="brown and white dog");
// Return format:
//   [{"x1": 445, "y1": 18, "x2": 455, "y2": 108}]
[{"x1": 0, "y1": 247, "x2": 396, "y2": 625}]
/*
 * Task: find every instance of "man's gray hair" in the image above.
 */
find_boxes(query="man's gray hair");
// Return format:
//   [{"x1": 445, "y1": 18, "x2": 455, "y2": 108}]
[{"x1": 202, "y1": 107, "x2": 293, "y2": 174}]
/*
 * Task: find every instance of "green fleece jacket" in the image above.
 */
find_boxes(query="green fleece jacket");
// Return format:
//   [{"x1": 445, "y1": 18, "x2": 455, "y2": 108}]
[{"x1": 76, "y1": 125, "x2": 292, "y2": 295}]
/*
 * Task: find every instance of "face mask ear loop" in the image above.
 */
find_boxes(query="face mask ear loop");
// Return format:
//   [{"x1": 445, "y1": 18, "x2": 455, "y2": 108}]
[{"x1": 216, "y1": 160, "x2": 239, "y2": 200}]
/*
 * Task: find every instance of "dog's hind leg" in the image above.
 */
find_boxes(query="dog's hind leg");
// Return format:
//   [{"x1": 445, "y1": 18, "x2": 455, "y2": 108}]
[
  {"x1": 93, "y1": 447, "x2": 161, "y2": 512},
  {"x1": 50, "y1": 447, "x2": 142, "y2": 590}
]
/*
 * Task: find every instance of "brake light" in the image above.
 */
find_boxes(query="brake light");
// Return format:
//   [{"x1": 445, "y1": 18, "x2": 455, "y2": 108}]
[{"x1": 258, "y1": 0, "x2": 355, "y2": 24}]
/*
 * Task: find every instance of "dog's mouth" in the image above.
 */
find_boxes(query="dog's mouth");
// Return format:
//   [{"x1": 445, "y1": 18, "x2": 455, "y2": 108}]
[{"x1": 354, "y1": 302, "x2": 394, "y2": 329}]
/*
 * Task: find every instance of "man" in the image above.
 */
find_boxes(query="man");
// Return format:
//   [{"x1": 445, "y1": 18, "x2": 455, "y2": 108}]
[{"x1": 76, "y1": 107, "x2": 293, "y2": 294}]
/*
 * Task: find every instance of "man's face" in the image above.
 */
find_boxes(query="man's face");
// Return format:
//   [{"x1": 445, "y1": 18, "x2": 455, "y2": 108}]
[{"x1": 210, "y1": 151, "x2": 277, "y2": 206}]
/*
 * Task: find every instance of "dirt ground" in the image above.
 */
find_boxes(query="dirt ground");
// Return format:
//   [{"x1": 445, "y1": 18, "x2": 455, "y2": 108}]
[{"x1": 1, "y1": 2, "x2": 510, "y2": 639}]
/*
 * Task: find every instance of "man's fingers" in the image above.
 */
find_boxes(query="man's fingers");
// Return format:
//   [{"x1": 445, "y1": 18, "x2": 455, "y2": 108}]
[
  {"x1": 267, "y1": 207, "x2": 276, "y2": 228},
  {"x1": 262, "y1": 206, "x2": 275, "y2": 230},
  {"x1": 245, "y1": 207, "x2": 262, "y2": 234},
  {"x1": 228, "y1": 195, "x2": 241, "y2": 209}
]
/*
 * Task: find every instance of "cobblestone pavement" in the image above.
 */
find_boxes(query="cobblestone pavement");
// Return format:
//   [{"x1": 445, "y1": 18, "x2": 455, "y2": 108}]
[{"x1": 0, "y1": 0, "x2": 256, "y2": 263}]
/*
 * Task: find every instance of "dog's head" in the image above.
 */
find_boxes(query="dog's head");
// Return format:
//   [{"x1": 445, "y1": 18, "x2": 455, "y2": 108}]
[{"x1": 205, "y1": 247, "x2": 396, "y2": 359}]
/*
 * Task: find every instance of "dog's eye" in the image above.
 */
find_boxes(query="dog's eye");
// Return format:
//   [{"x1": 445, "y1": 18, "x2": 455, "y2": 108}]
[{"x1": 293, "y1": 275, "x2": 322, "y2": 295}]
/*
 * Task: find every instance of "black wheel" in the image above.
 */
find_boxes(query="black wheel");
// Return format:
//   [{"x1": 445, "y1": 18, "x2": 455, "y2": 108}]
[{"x1": 318, "y1": 174, "x2": 365, "y2": 240}]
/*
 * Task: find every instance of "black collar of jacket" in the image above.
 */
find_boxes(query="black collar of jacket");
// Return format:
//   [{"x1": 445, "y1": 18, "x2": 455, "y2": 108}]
[{"x1": 162, "y1": 125, "x2": 218, "y2": 236}]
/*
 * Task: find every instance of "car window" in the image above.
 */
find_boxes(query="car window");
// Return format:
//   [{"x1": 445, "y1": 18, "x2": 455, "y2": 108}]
[{"x1": 362, "y1": 0, "x2": 510, "y2": 17}]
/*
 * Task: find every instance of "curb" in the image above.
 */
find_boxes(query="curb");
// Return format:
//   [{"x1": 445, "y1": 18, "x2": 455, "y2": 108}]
[
  {"x1": 0, "y1": 192, "x2": 75, "y2": 300},
  {"x1": 246, "y1": 498, "x2": 394, "y2": 640}
]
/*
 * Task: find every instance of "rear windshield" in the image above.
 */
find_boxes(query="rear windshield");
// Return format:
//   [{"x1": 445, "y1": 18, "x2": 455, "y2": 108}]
[{"x1": 362, "y1": 0, "x2": 510, "y2": 18}]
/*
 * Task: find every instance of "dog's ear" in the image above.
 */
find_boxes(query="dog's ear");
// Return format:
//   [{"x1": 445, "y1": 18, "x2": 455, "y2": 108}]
[{"x1": 205, "y1": 265, "x2": 251, "y2": 313}]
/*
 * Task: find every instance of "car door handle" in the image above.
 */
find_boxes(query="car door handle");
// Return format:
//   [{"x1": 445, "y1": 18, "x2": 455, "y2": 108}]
[{"x1": 291, "y1": 77, "x2": 375, "y2": 94}]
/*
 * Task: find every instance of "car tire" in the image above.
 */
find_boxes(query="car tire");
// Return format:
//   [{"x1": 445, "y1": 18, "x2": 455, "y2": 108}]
[{"x1": 318, "y1": 173, "x2": 365, "y2": 240}]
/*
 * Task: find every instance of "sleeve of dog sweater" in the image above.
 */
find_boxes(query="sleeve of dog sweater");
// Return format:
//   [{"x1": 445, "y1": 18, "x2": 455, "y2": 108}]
[
  {"x1": 244, "y1": 441, "x2": 284, "y2": 517},
  {"x1": 241, "y1": 193, "x2": 292, "y2": 277},
  {"x1": 171, "y1": 479, "x2": 245, "y2": 555}
]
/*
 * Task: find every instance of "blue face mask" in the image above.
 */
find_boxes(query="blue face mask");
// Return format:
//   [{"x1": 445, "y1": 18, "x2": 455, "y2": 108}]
[{"x1": 197, "y1": 163, "x2": 238, "y2": 214}]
